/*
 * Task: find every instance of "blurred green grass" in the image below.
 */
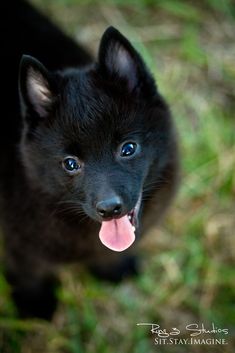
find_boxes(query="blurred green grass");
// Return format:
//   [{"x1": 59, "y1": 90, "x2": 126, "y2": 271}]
[{"x1": 0, "y1": 0, "x2": 235, "y2": 352}]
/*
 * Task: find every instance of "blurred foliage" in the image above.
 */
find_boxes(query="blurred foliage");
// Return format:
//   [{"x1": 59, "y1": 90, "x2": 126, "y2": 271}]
[{"x1": 0, "y1": 0, "x2": 235, "y2": 352}]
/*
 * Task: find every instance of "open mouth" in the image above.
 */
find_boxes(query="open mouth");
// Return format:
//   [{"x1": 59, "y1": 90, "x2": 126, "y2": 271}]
[
  {"x1": 128, "y1": 210, "x2": 135, "y2": 228},
  {"x1": 128, "y1": 193, "x2": 141, "y2": 229},
  {"x1": 99, "y1": 194, "x2": 142, "y2": 252}
]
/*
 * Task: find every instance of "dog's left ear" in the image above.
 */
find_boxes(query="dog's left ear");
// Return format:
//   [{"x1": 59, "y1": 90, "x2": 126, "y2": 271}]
[{"x1": 98, "y1": 26, "x2": 156, "y2": 94}]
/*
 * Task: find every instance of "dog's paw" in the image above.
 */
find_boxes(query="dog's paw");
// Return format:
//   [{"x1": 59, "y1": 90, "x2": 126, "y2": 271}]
[{"x1": 11, "y1": 276, "x2": 59, "y2": 320}]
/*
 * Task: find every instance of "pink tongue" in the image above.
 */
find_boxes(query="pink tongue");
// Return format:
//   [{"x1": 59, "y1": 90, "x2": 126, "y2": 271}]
[{"x1": 99, "y1": 215, "x2": 135, "y2": 252}]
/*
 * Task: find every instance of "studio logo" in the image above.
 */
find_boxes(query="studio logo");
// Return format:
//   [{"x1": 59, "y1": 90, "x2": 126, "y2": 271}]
[{"x1": 136, "y1": 322, "x2": 229, "y2": 346}]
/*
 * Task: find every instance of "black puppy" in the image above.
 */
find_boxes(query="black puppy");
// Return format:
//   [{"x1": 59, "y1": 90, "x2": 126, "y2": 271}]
[{"x1": 0, "y1": 0, "x2": 179, "y2": 319}]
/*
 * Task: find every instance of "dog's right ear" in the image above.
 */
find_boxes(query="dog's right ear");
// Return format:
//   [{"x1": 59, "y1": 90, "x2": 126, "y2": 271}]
[
  {"x1": 19, "y1": 55, "x2": 56, "y2": 118},
  {"x1": 98, "y1": 26, "x2": 156, "y2": 96}
]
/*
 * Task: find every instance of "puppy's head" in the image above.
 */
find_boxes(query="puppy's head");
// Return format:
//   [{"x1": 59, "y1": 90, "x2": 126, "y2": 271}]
[{"x1": 19, "y1": 27, "x2": 172, "y2": 251}]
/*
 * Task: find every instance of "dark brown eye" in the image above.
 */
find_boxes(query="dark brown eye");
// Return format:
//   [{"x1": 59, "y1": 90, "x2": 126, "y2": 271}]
[{"x1": 62, "y1": 156, "x2": 82, "y2": 174}]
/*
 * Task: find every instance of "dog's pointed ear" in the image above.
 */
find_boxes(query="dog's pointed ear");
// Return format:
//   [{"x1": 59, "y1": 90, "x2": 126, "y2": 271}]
[
  {"x1": 98, "y1": 26, "x2": 155, "y2": 94},
  {"x1": 19, "y1": 55, "x2": 55, "y2": 118}
]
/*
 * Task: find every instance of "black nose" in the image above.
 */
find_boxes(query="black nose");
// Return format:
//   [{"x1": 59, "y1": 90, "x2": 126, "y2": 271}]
[{"x1": 96, "y1": 197, "x2": 122, "y2": 219}]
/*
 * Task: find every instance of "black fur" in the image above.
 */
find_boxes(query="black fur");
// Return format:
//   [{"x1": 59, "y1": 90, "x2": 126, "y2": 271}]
[{"x1": 0, "y1": 0, "x2": 179, "y2": 319}]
